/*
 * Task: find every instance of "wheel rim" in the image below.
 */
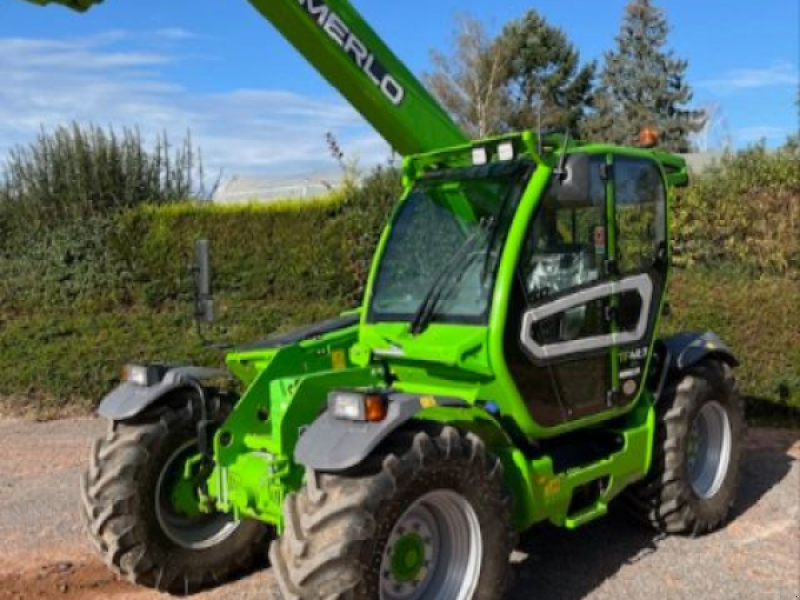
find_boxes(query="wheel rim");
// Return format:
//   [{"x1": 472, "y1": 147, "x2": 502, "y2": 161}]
[
  {"x1": 687, "y1": 401, "x2": 733, "y2": 499},
  {"x1": 155, "y1": 441, "x2": 240, "y2": 550},
  {"x1": 379, "y1": 490, "x2": 483, "y2": 600}
]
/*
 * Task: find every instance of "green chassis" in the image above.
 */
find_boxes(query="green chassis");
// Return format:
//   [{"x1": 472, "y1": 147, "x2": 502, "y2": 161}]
[{"x1": 194, "y1": 131, "x2": 689, "y2": 534}]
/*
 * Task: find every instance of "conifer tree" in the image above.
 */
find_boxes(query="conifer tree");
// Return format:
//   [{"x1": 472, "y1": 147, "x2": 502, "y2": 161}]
[
  {"x1": 585, "y1": 0, "x2": 704, "y2": 152},
  {"x1": 499, "y1": 10, "x2": 595, "y2": 135}
]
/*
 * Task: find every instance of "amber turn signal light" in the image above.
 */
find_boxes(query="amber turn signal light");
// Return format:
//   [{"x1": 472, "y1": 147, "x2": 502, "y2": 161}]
[
  {"x1": 639, "y1": 126, "x2": 660, "y2": 148},
  {"x1": 365, "y1": 394, "x2": 389, "y2": 422}
]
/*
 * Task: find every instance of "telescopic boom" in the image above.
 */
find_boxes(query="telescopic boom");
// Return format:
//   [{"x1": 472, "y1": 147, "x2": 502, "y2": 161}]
[{"x1": 23, "y1": 0, "x2": 469, "y2": 156}]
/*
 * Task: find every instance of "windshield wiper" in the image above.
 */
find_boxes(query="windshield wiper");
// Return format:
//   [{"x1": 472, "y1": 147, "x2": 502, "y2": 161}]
[{"x1": 409, "y1": 217, "x2": 492, "y2": 335}]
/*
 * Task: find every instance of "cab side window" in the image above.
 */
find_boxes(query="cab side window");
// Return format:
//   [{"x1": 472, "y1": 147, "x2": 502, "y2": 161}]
[
  {"x1": 614, "y1": 157, "x2": 667, "y2": 274},
  {"x1": 520, "y1": 155, "x2": 607, "y2": 303},
  {"x1": 518, "y1": 155, "x2": 608, "y2": 345}
]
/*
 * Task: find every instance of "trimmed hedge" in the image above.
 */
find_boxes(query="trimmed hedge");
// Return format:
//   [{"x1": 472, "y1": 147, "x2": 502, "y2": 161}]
[
  {"x1": 0, "y1": 168, "x2": 401, "y2": 315},
  {"x1": 665, "y1": 270, "x2": 799, "y2": 411},
  {"x1": 672, "y1": 143, "x2": 799, "y2": 277},
  {"x1": 0, "y1": 270, "x2": 796, "y2": 417},
  {"x1": 0, "y1": 299, "x2": 341, "y2": 416},
  {"x1": 0, "y1": 151, "x2": 798, "y2": 418}
]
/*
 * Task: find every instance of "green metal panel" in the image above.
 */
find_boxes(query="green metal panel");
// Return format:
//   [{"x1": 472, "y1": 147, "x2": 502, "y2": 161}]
[
  {"x1": 413, "y1": 395, "x2": 656, "y2": 531},
  {"x1": 208, "y1": 320, "x2": 382, "y2": 527}
]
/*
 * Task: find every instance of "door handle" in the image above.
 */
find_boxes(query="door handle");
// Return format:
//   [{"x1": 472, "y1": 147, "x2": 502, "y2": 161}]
[{"x1": 520, "y1": 274, "x2": 654, "y2": 362}]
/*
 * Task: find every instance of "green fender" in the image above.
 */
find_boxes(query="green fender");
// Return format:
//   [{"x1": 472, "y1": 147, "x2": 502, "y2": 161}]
[{"x1": 414, "y1": 405, "x2": 537, "y2": 530}]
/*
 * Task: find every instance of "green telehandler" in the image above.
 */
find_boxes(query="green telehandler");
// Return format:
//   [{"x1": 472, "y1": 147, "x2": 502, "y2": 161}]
[{"x1": 23, "y1": 1, "x2": 745, "y2": 599}]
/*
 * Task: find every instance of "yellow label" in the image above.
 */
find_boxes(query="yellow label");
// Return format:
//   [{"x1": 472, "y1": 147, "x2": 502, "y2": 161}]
[
  {"x1": 545, "y1": 478, "x2": 562, "y2": 497},
  {"x1": 331, "y1": 349, "x2": 347, "y2": 370},
  {"x1": 420, "y1": 396, "x2": 438, "y2": 409}
]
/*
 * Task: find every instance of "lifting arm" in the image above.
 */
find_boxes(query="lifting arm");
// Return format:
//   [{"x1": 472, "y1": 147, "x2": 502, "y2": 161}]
[{"x1": 22, "y1": 0, "x2": 469, "y2": 156}]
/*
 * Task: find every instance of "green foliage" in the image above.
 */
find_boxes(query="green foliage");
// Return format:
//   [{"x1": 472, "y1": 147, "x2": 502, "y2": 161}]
[
  {"x1": 0, "y1": 168, "x2": 401, "y2": 413},
  {"x1": 584, "y1": 0, "x2": 704, "y2": 151},
  {"x1": 0, "y1": 123, "x2": 206, "y2": 232},
  {"x1": 666, "y1": 270, "x2": 800, "y2": 411},
  {"x1": 0, "y1": 300, "x2": 340, "y2": 415},
  {"x1": 672, "y1": 142, "x2": 799, "y2": 276},
  {"x1": 1, "y1": 269, "x2": 795, "y2": 417},
  {"x1": 424, "y1": 11, "x2": 595, "y2": 138},
  {"x1": 0, "y1": 167, "x2": 401, "y2": 314},
  {"x1": 498, "y1": 10, "x2": 596, "y2": 135},
  {"x1": 0, "y1": 215, "x2": 128, "y2": 312},
  {"x1": 0, "y1": 155, "x2": 796, "y2": 419},
  {"x1": 424, "y1": 14, "x2": 510, "y2": 139}
]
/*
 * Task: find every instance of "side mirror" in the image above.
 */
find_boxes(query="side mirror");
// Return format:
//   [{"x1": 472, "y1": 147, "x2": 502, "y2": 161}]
[
  {"x1": 193, "y1": 239, "x2": 214, "y2": 324},
  {"x1": 552, "y1": 153, "x2": 592, "y2": 207}
]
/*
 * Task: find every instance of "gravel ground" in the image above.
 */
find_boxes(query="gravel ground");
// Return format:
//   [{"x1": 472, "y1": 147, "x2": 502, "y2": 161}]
[{"x1": 0, "y1": 418, "x2": 797, "y2": 600}]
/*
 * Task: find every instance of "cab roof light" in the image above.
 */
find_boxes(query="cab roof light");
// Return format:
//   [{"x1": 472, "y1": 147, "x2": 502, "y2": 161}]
[
  {"x1": 472, "y1": 147, "x2": 488, "y2": 166},
  {"x1": 498, "y1": 141, "x2": 515, "y2": 161}
]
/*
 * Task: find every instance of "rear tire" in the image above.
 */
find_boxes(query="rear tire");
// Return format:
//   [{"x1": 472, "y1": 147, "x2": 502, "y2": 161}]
[
  {"x1": 624, "y1": 360, "x2": 745, "y2": 534},
  {"x1": 271, "y1": 427, "x2": 516, "y2": 600},
  {"x1": 80, "y1": 396, "x2": 272, "y2": 594}
]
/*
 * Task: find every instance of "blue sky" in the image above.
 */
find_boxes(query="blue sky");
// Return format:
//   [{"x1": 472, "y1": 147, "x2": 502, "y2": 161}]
[{"x1": 1, "y1": 0, "x2": 797, "y2": 176}]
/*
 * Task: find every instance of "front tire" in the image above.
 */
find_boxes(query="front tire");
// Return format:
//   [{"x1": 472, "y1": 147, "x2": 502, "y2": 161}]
[
  {"x1": 80, "y1": 396, "x2": 271, "y2": 594},
  {"x1": 271, "y1": 427, "x2": 515, "y2": 600},
  {"x1": 625, "y1": 360, "x2": 745, "y2": 534}
]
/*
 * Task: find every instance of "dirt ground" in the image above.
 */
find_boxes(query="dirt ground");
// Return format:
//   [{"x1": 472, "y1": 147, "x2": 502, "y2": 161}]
[{"x1": 0, "y1": 419, "x2": 797, "y2": 600}]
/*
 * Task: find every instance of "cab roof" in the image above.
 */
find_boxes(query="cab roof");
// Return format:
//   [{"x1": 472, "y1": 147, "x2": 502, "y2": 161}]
[{"x1": 405, "y1": 131, "x2": 689, "y2": 189}]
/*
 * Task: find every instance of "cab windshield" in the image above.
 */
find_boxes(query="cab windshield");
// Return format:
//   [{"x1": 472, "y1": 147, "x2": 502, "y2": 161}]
[{"x1": 368, "y1": 161, "x2": 533, "y2": 326}]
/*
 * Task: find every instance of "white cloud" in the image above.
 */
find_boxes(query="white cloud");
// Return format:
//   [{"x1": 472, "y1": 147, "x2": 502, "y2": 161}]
[
  {"x1": 699, "y1": 62, "x2": 799, "y2": 92},
  {"x1": 152, "y1": 27, "x2": 202, "y2": 41},
  {"x1": 0, "y1": 31, "x2": 389, "y2": 178}
]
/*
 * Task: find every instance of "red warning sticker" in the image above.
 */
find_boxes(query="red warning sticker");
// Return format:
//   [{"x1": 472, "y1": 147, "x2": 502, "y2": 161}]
[{"x1": 594, "y1": 226, "x2": 606, "y2": 249}]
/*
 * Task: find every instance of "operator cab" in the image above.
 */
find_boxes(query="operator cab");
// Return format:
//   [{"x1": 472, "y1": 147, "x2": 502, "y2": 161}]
[{"x1": 363, "y1": 132, "x2": 682, "y2": 433}]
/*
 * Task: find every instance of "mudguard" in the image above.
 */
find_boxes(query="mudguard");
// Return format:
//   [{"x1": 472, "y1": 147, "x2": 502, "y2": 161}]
[
  {"x1": 661, "y1": 332, "x2": 739, "y2": 374},
  {"x1": 98, "y1": 366, "x2": 230, "y2": 421},
  {"x1": 295, "y1": 393, "x2": 468, "y2": 472}
]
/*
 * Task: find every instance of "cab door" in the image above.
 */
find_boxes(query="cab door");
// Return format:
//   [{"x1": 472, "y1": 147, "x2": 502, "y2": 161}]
[
  {"x1": 607, "y1": 155, "x2": 670, "y2": 405},
  {"x1": 507, "y1": 153, "x2": 614, "y2": 426},
  {"x1": 507, "y1": 153, "x2": 668, "y2": 427}
]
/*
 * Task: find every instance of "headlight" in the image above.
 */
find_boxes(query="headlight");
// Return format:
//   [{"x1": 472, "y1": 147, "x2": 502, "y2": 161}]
[
  {"x1": 331, "y1": 392, "x2": 366, "y2": 421},
  {"x1": 330, "y1": 391, "x2": 388, "y2": 422}
]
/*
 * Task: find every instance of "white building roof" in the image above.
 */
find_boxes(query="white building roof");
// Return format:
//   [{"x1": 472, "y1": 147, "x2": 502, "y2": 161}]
[
  {"x1": 213, "y1": 171, "x2": 344, "y2": 204},
  {"x1": 682, "y1": 153, "x2": 723, "y2": 173}
]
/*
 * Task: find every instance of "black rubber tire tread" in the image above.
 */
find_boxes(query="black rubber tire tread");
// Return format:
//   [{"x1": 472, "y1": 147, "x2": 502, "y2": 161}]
[
  {"x1": 80, "y1": 396, "x2": 271, "y2": 594},
  {"x1": 270, "y1": 426, "x2": 516, "y2": 600},
  {"x1": 624, "y1": 360, "x2": 745, "y2": 535}
]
